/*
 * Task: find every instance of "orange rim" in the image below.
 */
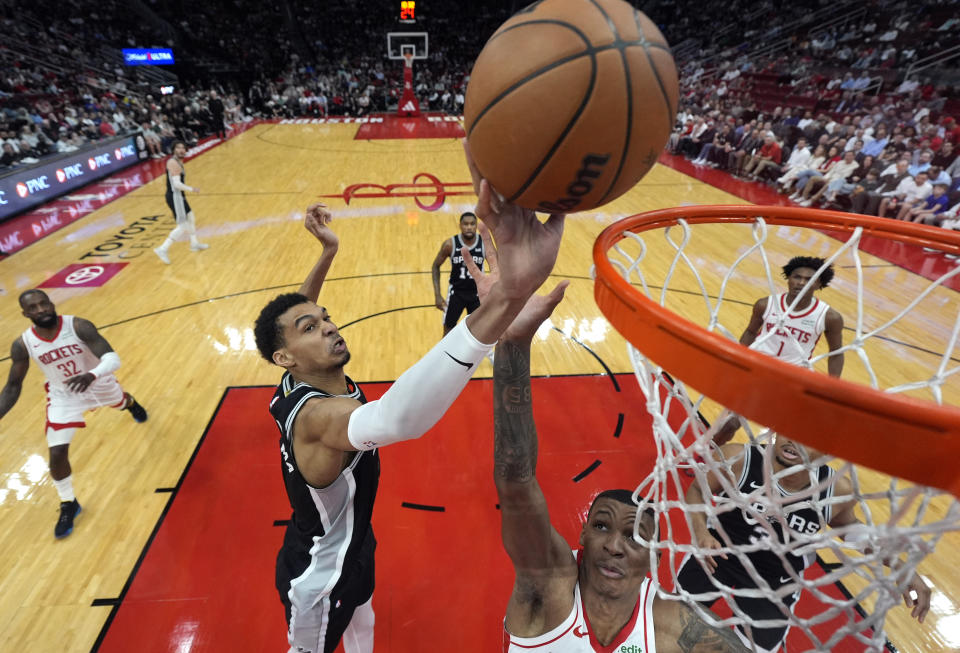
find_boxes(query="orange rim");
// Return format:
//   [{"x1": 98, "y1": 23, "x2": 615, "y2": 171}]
[{"x1": 593, "y1": 205, "x2": 960, "y2": 497}]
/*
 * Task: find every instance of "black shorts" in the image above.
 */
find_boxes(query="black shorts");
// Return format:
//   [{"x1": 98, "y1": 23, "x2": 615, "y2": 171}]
[
  {"x1": 443, "y1": 289, "x2": 480, "y2": 329},
  {"x1": 676, "y1": 552, "x2": 800, "y2": 652},
  {"x1": 277, "y1": 529, "x2": 376, "y2": 653},
  {"x1": 165, "y1": 193, "x2": 191, "y2": 221}
]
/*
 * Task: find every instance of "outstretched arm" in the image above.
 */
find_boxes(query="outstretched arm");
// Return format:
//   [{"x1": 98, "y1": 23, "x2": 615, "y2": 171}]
[
  {"x1": 829, "y1": 478, "x2": 930, "y2": 623},
  {"x1": 0, "y1": 339, "x2": 29, "y2": 420},
  {"x1": 298, "y1": 204, "x2": 339, "y2": 303},
  {"x1": 494, "y1": 281, "x2": 574, "y2": 636},
  {"x1": 824, "y1": 308, "x2": 844, "y2": 378}
]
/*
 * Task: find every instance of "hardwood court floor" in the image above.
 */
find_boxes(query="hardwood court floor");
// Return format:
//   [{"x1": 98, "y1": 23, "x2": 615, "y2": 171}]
[{"x1": 0, "y1": 121, "x2": 956, "y2": 652}]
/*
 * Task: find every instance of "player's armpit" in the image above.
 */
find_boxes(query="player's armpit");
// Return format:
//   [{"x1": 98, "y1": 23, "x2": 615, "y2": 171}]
[
  {"x1": 73, "y1": 318, "x2": 115, "y2": 358},
  {"x1": 656, "y1": 602, "x2": 750, "y2": 653},
  {"x1": 291, "y1": 395, "x2": 363, "y2": 486}
]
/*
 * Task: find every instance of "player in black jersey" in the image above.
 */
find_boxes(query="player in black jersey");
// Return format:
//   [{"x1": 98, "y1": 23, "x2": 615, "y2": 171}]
[
  {"x1": 678, "y1": 437, "x2": 931, "y2": 652},
  {"x1": 431, "y1": 211, "x2": 488, "y2": 336},
  {"x1": 253, "y1": 139, "x2": 566, "y2": 653},
  {"x1": 153, "y1": 140, "x2": 208, "y2": 264}
]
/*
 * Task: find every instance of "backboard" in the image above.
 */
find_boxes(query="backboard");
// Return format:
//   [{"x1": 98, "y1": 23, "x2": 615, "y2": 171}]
[{"x1": 387, "y1": 32, "x2": 429, "y2": 60}]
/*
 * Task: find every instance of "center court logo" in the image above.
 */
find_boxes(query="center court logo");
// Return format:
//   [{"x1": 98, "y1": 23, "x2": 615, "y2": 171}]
[{"x1": 318, "y1": 173, "x2": 473, "y2": 211}]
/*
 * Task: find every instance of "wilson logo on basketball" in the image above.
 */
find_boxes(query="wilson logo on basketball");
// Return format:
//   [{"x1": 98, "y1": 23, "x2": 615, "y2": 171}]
[{"x1": 537, "y1": 153, "x2": 611, "y2": 213}]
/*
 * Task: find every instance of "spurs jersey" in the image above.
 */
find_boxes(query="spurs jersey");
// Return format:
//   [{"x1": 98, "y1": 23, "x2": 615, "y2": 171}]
[
  {"x1": 21, "y1": 316, "x2": 113, "y2": 393},
  {"x1": 449, "y1": 234, "x2": 485, "y2": 294},
  {"x1": 712, "y1": 444, "x2": 834, "y2": 577},
  {"x1": 750, "y1": 293, "x2": 830, "y2": 366},
  {"x1": 165, "y1": 162, "x2": 190, "y2": 222},
  {"x1": 503, "y1": 554, "x2": 656, "y2": 653},
  {"x1": 269, "y1": 372, "x2": 380, "y2": 627}
]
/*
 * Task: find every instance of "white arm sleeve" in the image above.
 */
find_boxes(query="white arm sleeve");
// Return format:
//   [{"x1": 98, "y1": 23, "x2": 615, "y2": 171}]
[
  {"x1": 170, "y1": 174, "x2": 194, "y2": 192},
  {"x1": 89, "y1": 351, "x2": 121, "y2": 378},
  {"x1": 347, "y1": 320, "x2": 494, "y2": 450}
]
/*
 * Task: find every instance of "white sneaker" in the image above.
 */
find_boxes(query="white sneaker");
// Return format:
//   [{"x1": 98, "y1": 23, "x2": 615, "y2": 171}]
[
  {"x1": 154, "y1": 247, "x2": 170, "y2": 264},
  {"x1": 190, "y1": 243, "x2": 209, "y2": 251},
  {"x1": 789, "y1": 192, "x2": 800, "y2": 201},
  {"x1": 799, "y1": 199, "x2": 813, "y2": 207}
]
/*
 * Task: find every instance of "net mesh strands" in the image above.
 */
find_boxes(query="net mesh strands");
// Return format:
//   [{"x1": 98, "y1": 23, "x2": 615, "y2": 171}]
[{"x1": 591, "y1": 205, "x2": 960, "y2": 652}]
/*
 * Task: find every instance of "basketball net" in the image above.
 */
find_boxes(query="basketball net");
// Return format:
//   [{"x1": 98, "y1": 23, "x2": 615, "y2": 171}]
[{"x1": 592, "y1": 206, "x2": 960, "y2": 652}]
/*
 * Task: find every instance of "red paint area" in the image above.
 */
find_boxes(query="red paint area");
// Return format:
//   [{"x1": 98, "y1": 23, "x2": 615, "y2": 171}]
[
  {"x1": 658, "y1": 151, "x2": 960, "y2": 292},
  {"x1": 96, "y1": 376, "x2": 873, "y2": 652},
  {"x1": 354, "y1": 113, "x2": 465, "y2": 140},
  {"x1": 38, "y1": 262, "x2": 128, "y2": 288}
]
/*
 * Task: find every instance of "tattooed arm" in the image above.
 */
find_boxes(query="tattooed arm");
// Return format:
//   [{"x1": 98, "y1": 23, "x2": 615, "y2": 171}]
[
  {"x1": 492, "y1": 282, "x2": 576, "y2": 637},
  {"x1": 654, "y1": 599, "x2": 750, "y2": 653}
]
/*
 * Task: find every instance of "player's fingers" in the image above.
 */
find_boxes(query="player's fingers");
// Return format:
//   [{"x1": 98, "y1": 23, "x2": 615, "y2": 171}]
[
  {"x1": 545, "y1": 279, "x2": 570, "y2": 305},
  {"x1": 461, "y1": 246, "x2": 484, "y2": 280},
  {"x1": 543, "y1": 211, "x2": 566, "y2": 238},
  {"x1": 462, "y1": 138, "x2": 483, "y2": 195}
]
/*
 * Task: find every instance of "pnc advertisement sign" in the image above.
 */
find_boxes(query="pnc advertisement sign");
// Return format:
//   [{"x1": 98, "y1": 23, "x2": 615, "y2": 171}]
[
  {"x1": 0, "y1": 134, "x2": 144, "y2": 220},
  {"x1": 122, "y1": 48, "x2": 175, "y2": 66}
]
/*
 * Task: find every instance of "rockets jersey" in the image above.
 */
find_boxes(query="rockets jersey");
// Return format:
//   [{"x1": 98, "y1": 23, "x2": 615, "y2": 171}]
[
  {"x1": 268, "y1": 372, "x2": 380, "y2": 567},
  {"x1": 711, "y1": 444, "x2": 834, "y2": 578},
  {"x1": 503, "y1": 558, "x2": 656, "y2": 653},
  {"x1": 21, "y1": 316, "x2": 110, "y2": 393},
  {"x1": 750, "y1": 293, "x2": 830, "y2": 366},
  {"x1": 449, "y1": 233, "x2": 485, "y2": 294}
]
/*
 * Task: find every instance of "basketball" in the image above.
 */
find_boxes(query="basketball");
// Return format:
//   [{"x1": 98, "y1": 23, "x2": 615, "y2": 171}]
[{"x1": 464, "y1": 0, "x2": 679, "y2": 213}]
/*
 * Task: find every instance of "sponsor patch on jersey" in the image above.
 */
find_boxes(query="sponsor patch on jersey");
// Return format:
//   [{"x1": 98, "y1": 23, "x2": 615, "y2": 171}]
[{"x1": 38, "y1": 262, "x2": 128, "y2": 288}]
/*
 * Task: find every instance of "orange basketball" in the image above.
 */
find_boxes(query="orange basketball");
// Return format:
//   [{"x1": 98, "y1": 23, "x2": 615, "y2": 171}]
[{"x1": 464, "y1": 0, "x2": 679, "y2": 213}]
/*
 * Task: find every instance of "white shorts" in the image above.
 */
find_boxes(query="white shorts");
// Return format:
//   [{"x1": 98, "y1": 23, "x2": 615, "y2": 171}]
[{"x1": 45, "y1": 375, "x2": 125, "y2": 446}]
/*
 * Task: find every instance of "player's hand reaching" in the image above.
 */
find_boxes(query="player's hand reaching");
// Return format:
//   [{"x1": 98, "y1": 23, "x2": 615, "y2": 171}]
[
  {"x1": 462, "y1": 139, "x2": 564, "y2": 301},
  {"x1": 462, "y1": 223, "x2": 568, "y2": 343},
  {"x1": 903, "y1": 573, "x2": 931, "y2": 624},
  {"x1": 65, "y1": 372, "x2": 95, "y2": 393},
  {"x1": 304, "y1": 203, "x2": 338, "y2": 252},
  {"x1": 691, "y1": 527, "x2": 727, "y2": 573}
]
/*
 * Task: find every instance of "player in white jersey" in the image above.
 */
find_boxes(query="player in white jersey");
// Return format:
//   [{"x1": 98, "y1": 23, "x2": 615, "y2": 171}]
[
  {"x1": 154, "y1": 140, "x2": 208, "y2": 264},
  {"x1": 0, "y1": 290, "x2": 147, "y2": 538},
  {"x1": 711, "y1": 256, "x2": 844, "y2": 445},
  {"x1": 461, "y1": 242, "x2": 748, "y2": 653}
]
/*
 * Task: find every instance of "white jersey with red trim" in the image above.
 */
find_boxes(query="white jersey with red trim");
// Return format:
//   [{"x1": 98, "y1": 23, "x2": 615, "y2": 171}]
[
  {"x1": 503, "y1": 571, "x2": 656, "y2": 653},
  {"x1": 750, "y1": 293, "x2": 831, "y2": 367},
  {"x1": 20, "y1": 316, "x2": 112, "y2": 394}
]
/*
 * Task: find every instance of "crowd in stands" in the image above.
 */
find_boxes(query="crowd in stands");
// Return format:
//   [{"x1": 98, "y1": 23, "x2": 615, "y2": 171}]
[{"x1": 4, "y1": 0, "x2": 960, "y2": 233}]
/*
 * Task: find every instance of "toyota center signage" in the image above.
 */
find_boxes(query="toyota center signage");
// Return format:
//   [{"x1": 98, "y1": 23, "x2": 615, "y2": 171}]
[{"x1": 0, "y1": 134, "x2": 146, "y2": 220}]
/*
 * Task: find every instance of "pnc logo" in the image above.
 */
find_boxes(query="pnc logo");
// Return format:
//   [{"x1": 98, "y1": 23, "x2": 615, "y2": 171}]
[
  {"x1": 16, "y1": 183, "x2": 29, "y2": 198},
  {"x1": 88, "y1": 153, "x2": 113, "y2": 169},
  {"x1": 56, "y1": 163, "x2": 84, "y2": 183}
]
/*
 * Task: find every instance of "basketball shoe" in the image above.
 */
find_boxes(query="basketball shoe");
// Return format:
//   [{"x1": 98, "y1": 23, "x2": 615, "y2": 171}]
[
  {"x1": 125, "y1": 394, "x2": 148, "y2": 423},
  {"x1": 55, "y1": 499, "x2": 82, "y2": 539}
]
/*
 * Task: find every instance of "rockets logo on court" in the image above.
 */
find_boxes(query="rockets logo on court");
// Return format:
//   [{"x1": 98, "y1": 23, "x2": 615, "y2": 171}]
[{"x1": 319, "y1": 173, "x2": 473, "y2": 211}]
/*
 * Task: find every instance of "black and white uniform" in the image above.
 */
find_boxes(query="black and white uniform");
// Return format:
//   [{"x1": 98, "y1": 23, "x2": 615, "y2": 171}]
[
  {"x1": 165, "y1": 163, "x2": 191, "y2": 224},
  {"x1": 676, "y1": 445, "x2": 835, "y2": 652},
  {"x1": 442, "y1": 234, "x2": 485, "y2": 329},
  {"x1": 270, "y1": 372, "x2": 380, "y2": 653}
]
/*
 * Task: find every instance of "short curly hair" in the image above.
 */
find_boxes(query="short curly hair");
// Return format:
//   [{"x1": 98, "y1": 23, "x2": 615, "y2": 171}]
[
  {"x1": 782, "y1": 256, "x2": 834, "y2": 288},
  {"x1": 254, "y1": 293, "x2": 309, "y2": 363}
]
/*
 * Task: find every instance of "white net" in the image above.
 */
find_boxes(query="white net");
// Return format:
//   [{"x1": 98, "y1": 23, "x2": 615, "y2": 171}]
[{"x1": 597, "y1": 213, "x2": 960, "y2": 652}]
